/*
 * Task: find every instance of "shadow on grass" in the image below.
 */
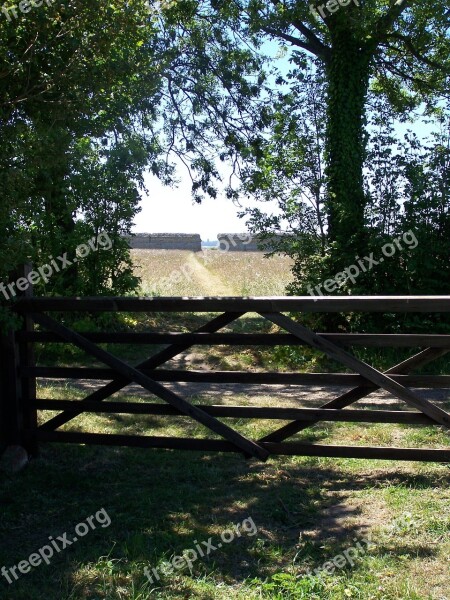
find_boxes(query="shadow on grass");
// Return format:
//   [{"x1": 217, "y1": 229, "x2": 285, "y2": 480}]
[{"x1": 0, "y1": 443, "x2": 448, "y2": 599}]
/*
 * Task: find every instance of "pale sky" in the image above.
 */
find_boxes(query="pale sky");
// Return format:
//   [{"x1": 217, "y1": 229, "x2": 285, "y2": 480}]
[{"x1": 134, "y1": 169, "x2": 272, "y2": 241}]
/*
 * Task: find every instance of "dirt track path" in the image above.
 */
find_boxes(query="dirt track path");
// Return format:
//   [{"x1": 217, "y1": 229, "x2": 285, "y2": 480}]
[
  {"x1": 186, "y1": 253, "x2": 233, "y2": 296},
  {"x1": 39, "y1": 377, "x2": 450, "y2": 408}
]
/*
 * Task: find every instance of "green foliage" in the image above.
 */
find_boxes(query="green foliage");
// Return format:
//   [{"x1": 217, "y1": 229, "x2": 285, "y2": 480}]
[
  {"x1": 230, "y1": 0, "x2": 450, "y2": 294},
  {"x1": 0, "y1": 0, "x2": 165, "y2": 305},
  {"x1": 256, "y1": 572, "x2": 324, "y2": 599},
  {"x1": 240, "y1": 66, "x2": 329, "y2": 290},
  {"x1": 242, "y1": 80, "x2": 449, "y2": 308},
  {"x1": 1, "y1": 0, "x2": 450, "y2": 314},
  {"x1": 0, "y1": 0, "x2": 271, "y2": 313}
]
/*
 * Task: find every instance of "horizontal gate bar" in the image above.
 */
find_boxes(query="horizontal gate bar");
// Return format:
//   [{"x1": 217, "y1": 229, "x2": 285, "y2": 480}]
[
  {"x1": 35, "y1": 400, "x2": 436, "y2": 424},
  {"x1": 17, "y1": 331, "x2": 450, "y2": 348},
  {"x1": 264, "y1": 443, "x2": 450, "y2": 462},
  {"x1": 24, "y1": 367, "x2": 450, "y2": 388},
  {"x1": 35, "y1": 431, "x2": 450, "y2": 462},
  {"x1": 14, "y1": 295, "x2": 450, "y2": 313},
  {"x1": 36, "y1": 430, "x2": 235, "y2": 451}
]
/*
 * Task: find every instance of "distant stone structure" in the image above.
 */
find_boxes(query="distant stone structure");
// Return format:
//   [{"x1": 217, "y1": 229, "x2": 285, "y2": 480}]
[
  {"x1": 217, "y1": 232, "x2": 293, "y2": 252},
  {"x1": 125, "y1": 232, "x2": 289, "y2": 252},
  {"x1": 217, "y1": 233, "x2": 259, "y2": 251},
  {"x1": 127, "y1": 233, "x2": 202, "y2": 251}
]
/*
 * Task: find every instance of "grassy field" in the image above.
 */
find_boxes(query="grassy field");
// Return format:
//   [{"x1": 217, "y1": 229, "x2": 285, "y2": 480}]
[
  {"x1": 0, "y1": 250, "x2": 449, "y2": 600},
  {"x1": 132, "y1": 250, "x2": 294, "y2": 296}
]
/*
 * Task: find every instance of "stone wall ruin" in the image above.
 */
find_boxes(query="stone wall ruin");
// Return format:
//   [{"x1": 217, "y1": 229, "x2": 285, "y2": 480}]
[{"x1": 126, "y1": 233, "x2": 202, "y2": 251}]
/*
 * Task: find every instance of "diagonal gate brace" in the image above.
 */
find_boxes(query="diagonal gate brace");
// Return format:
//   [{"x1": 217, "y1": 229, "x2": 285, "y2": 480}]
[
  {"x1": 40, "y1": 312, "x2": 244, "y2": 432},
  {"x1": 259, "y1": 313, "x2": 450, "y2": 430},
  {"x1": 32, "y1": 312, "x2": 269, "y2": 461}
]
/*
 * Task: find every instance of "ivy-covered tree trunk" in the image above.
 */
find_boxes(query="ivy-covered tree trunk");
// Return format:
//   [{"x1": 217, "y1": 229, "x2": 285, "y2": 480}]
[{"x1": 324, "y1": 34, "x2": 371, "y2": 276}]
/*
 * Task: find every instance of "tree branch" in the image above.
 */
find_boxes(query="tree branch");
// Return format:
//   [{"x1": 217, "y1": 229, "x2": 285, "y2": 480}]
[
  {"x1": 372, "y1": 0, "x2": 411, "y2": 45},
  {"x1": 260, "y1": 26, "x2": 320, "y2": 56},
  {"x1": 386, "y1": 33, "x2": 447, "y2": 71},
  {"x1": 268, "y1": 0, "x2": 330, "y2": 60},
  {"x1": 375, "y1": 56, "x2": 437, "y2": 93},
  {"x1": 290, "y1": 17, "x2": 330, "y2": 59}
]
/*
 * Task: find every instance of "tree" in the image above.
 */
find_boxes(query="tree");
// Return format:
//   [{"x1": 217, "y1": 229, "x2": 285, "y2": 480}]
[
  {"x1": 397, "y1": 113, "x2": 450, "y2": 296},
  {"x1": 204, "y1": 0, "x2": 450, "y2": 273},
  {"x1": 0, "y1": 0, "x2": 168, "y2": 305},
  {"x1": 0, "y1": 0, "x2": 269, "y2": 305},
  {"x1": 240, "y1": 64, "x2": 329, "y2": 287},
  {"x1": 241, "y1": 76, "x2": 450, "y2": 302}
]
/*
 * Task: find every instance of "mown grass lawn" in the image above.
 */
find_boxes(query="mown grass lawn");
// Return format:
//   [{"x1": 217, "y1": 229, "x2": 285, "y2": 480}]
[{"x1": 1, "y1": 380, "x2": 449, "y2": 600}]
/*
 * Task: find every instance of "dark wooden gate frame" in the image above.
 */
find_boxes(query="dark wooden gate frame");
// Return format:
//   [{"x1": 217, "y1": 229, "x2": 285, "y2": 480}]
[{"x1": 4, "y1": 295, "x2": 450, "y2": 463}]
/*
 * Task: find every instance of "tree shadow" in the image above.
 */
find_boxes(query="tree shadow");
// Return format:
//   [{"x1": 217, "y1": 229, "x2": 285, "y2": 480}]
[{"x1": 0, "y1": 442, "x2": 448, "y2": 599}]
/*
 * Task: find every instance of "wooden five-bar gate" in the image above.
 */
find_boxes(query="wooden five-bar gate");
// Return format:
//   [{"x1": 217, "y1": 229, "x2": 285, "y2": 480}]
[{"x1": 1, "y1": 296, "x2": 449, "y2": 462}]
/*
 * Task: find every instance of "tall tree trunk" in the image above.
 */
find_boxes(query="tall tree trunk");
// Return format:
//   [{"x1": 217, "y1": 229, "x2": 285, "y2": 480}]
[{"x1": 324, "y1": 32, "x2": 371, "y2": 278}]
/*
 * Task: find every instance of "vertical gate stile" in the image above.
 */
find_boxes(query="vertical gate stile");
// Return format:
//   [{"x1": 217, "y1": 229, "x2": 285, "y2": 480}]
[
  {"x1": 18, "y1": 264, "x2": 38, "y2": 456},
  {"x1": 0, "y1": 330, "x2": 5, "y2": 453},
  {"x1": 0, "y1": 328, "x2": 22, "y2": 451},
  {"x1": 0, "y1": 263, "x2": 36, "y2": 455}
]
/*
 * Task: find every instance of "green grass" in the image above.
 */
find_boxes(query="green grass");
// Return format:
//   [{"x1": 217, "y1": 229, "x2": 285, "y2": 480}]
[
  {"x1": 1, "y1": 421, "x2": 449, "y2": 599},
  {"x1": 1, "y1": 377, "x2": 449, "y2": 599}
]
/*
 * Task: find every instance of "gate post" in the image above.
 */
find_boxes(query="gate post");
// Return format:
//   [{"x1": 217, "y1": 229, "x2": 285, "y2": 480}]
[
  {"x1": 0, "y1": 328, "x2": 22, "y2": 453},
  {"x1": 0, "y1": 264, "x2": 38, "y2": 459},
  {"x1": 0, "y1": 332, "x2": 6, "y2": 454},
  {"x1": 17, "y1": 264, "x2": 38, "y2": 456}
]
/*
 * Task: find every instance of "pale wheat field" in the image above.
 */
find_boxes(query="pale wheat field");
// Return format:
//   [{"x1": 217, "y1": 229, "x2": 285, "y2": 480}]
[{"x1": 131, "y1": 249, "x2": 293, "y2": 296}]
